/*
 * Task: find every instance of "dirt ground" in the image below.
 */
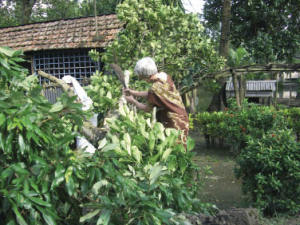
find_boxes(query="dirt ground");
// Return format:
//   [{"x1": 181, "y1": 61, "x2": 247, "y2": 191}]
[{"x1": 191, "y1": 132, "x2": 300, "y2": 225}]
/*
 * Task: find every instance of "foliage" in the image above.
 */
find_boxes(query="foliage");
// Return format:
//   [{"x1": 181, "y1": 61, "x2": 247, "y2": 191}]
[
  {"x1": 36, "y1": 0, "x2": 81, "y2": 21},
  {"x1": 235, "y1": 129, "x2": 300, "y2": 215},
  {"x1": 87, "y1": 70, "x2": 122, "y2": 121},
  {"x1": 191, "y1": 100, "x2": 287, "y2": 151},
  {"x1": 191, "y1": 111, "x2": 227, "y2": 141},
  {"x1": 0, "y1": 47, "x2": 93, "y2": 224},
  {"x1": 102, "y1": 0, "x2": 224, "y2": 89},
  {"x1": 0, "y1": 1, "x2": 17, "y2": 27},
  {"x1": 203, "y1": 0, "x2": 300, "y2": 63},
  {"x1": 79, "y1": 0, "x2": 122, "y2": 17},
  {"x1": 79, "y1": 0, "x2": 184, "y2": 17},
  {"x1": 280, "y1": 107, "x2": 300, "y2": 141},
  {"x1": 0, "y1": 0, "x2": 185, "y2": 27},
  {"x1": 223, "y1": 100, "x2": 287, "y2": 150},
  {"x1": 227, "y1": 47, "x2": 252, "y2": 67},
  {"x1": 1, "y1": 46, "x2": 212, "y2": 224},
  {"x1": 191, "y1": 101, "x2": 300, "y2": 215},
  {"x1": 80, "y1": 105, "x2": 212, "y2": 224},
  {"x1": 86, "y1": 69, "x2": 149, "y2": 125}
]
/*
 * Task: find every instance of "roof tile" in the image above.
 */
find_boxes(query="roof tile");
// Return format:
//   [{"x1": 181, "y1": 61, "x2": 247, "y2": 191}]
[{"x1": 0, "y1": 14, "x2": 123, "y2": 52}]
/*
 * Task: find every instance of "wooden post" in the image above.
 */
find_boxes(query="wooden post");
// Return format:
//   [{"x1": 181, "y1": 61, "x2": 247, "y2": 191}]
[{"x1": 232, "y1": 70, "x2": 241, "y2": 108}]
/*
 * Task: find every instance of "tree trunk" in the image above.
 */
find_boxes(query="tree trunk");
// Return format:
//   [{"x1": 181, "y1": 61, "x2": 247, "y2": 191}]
[
  {"x1": 219, "y1": 0, "x2": 231, "y2": 57},
  {"x1": 207, "y1": 80, "x2": 227, "y2": 112},
  {"x1": 232, "y1": 70, "x2": 241, "y2": 108},
  {"x1": 18, "y1": 0, "x2": 36, "y2": 25},
  {"x1": 238, "y1": 74, "x2": 246, "y2": 104},
  {"x1": 208, "y1": 0, "x2": 231, "y2": 111}
]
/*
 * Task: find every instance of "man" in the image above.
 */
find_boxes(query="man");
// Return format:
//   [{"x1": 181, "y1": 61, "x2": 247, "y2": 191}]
[{"x1": 124, "y1": 57, "x2": 189, "y2": 146}]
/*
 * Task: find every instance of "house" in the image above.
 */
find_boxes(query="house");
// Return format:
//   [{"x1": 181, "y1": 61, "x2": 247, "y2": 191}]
[
  {"x1": 281, "y1": 72, "x2": 300, "y2": 80},
  {"x1": 0, "y1": 15, "x2": 123, "y2": 102},
  {"x1": 226, "y1": 80, "x2": 277, "y2": 104}
]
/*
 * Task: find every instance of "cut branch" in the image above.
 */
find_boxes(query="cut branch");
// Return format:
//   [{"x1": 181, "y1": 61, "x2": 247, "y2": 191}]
[
  {"x1": 37, "y1": 70, "x2": 74, "y2": 96},
  {"x1": 37, "y1": 70, "x2": 106, "y2": 145}
]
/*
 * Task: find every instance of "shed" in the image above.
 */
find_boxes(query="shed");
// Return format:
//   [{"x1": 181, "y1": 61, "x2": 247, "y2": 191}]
[
  {"x1": 226, "y1": 80, "x2": 277, "y2": 104},
  {"x1": 0, "y1": 15, "x2": 123, "y2": 102}
]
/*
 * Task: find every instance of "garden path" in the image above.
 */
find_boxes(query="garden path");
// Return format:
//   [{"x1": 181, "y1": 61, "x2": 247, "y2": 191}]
[{"x1": 191, "y1": 132, "x2": 300, "y2": 225}]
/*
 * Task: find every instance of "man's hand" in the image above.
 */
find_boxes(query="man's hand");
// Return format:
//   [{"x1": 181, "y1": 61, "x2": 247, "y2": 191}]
[
  {"x1": 124, "y1": 95, "x2": 135, "y2": 104},
  {"x1": 123, "y1": 88, "x2": 132, "y2": 96}
]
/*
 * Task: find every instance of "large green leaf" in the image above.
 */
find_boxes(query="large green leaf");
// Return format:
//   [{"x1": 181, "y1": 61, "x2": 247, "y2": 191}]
[
  {"x1": 65, "y1": 177, "x2": 75, "y2": 196},
  {"x1": 11, "y1": 201, "x2": 28, "y2": 225},
  {"x1": 149, "y1": 164, "x2": 165, "y2": 185},
  {"x1": 96, "y1": 209, "x2": 112, "y2": 225},
  {"x1": 27, "y1": 196, "x2": 51, "y2": 207},
  {"x1": 49, "y1": 102, "x2": 64, "y2": 113},
  {"x1": 132, "y1": 146, "x2": 142, "y2": 164},
  {"x1": 0, "y1": 113, "x2": 6, "y2": 126},
  {"x1": 18, "y1": 134, "x2": 25, "y2": 154},
  {"x1": 80, "y1": 209, "x2": 101, "y2": 223},
  {"x1": 0, "y1": 46, "x2": 17, "y2": 57}
]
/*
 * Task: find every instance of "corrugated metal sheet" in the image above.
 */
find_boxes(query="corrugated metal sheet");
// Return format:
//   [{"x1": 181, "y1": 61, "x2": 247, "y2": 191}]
[
  {"x1": 226, "y1": 80, "x2": 276, "y2": 98},
  {"x1": 227, "y1": 91, "x2": 274, "y2": 97},
  {"x1": 226, "y1": 80, "x2": 276, "y2": 91},
  {"x1": 42, "y1": 87, "x2": 63, "y2": 104}
]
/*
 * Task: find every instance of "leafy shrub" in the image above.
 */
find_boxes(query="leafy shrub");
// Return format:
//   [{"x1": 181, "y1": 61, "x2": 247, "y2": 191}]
[
  {"x1": 191, "y1": 100, "x2": 287, "y2": 151},
  {"x1": 1, "y1": 47, "x2": 211, "y2": 224},
  {"x1": 80, "y1": 105, "x2": 212, "y2": 224},
  {"x1": 86, "y1": 69, "x2": 150, "y2": 126},
  {"x1": 191, "y1": 111, "x2": 227, "y2": 147},
  {"x1": 235, "y1": 129, "x2": 300, "y2": 215},
  {"x1": 0, "y1": 47, "x2": 98, "y2": 224},
  {"x1": 223, "y1": 100, "x2": 287, "y2": 151},
  {"x1": 280, "y1": 107, "x2": 300, "y2": 141}
]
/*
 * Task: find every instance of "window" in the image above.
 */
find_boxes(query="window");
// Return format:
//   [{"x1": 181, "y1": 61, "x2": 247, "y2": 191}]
[
  {"x1": 34, "y1": 49, "x2": 101, "y2": 85},
  {"x1": 34, "y1": 49, "x2": 101, "y2": 103}
]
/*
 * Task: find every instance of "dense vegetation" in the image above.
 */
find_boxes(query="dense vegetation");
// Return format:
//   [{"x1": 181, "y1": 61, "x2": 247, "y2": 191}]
[
  {"x1": 203, "y1": 0, "x2": 300, "y2": 63},
  {"x1": 1, "y1": 0, "x2": 300, "y2": 223},
  {"x1": 191, "y1": 101, "x2": 300, "y2": 215},
  {"x1": 0, "y1": 0, "x2": 184, "y2": 27},
  {"x1": 0, "y1": 46, "x2": 210, "y2": 225}
]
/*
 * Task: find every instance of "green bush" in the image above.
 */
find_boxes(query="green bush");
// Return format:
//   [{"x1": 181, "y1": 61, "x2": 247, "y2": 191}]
[
  {"x1": 191, "y1": 100, "x2": 287, "y2": 151},
  {"x1": 224, "y1": 100, "x2": 287, "y2": 151},
  {"x1": 191, "y1": 111, "x2": 227, "y2": 147},
  {"x1": 235, "y1": 129, "x2": 300, "y2": 215},
  {"x1": 280, "y1": 107, "x2": 300, "y2": 141},
  {"x1": 1, "y1": 47, "x2": 210, "y2": 224},
  {"x1": 0, "y1": 47, "x2": 94, "y2": 224},
  {"x1": 80, "y1": 105, "x2": 212, "y2": 224}
]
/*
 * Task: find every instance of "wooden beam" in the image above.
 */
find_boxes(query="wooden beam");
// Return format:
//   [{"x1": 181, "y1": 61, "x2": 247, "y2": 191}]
[{"x1": 180, "y1": 63, "x2": 300, "y2": 94}]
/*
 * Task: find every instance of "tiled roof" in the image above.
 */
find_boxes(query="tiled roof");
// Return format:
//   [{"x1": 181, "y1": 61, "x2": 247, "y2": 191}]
[{"x1": 0, "y1": 14, "x2": 122, "y2": 52}]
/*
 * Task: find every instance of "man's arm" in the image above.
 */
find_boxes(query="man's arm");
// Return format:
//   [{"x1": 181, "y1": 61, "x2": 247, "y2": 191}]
[
  {"x1": 124, "y1": 88, "x2": 148, "y2": 98},
  {"x1": 125, "y1": 95, "x2": 152, "y2": 112}
]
